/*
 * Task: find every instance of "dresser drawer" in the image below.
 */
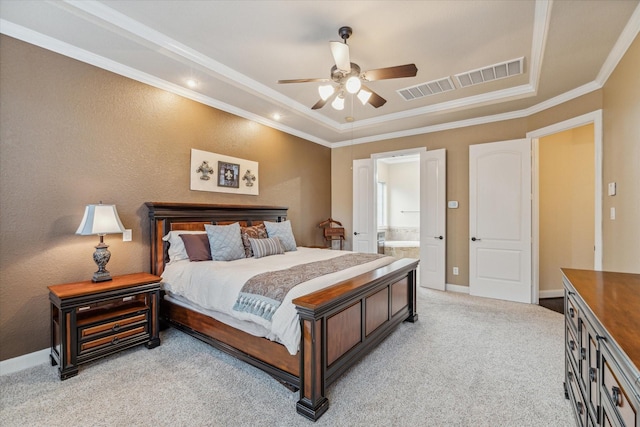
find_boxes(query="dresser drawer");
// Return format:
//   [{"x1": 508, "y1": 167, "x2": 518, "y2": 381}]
[
  {"x1": 601, "y1": 344, "x2": 638, "y2": 427},
  {"x1": 566, "y1": 292, "x2": 579, "y2": 333},
  {"x1": 79, "y1": 325, "x2": 148, "y2": 355},
  {"x1": 567, "y1": 359, "x2": 587, "y2": 426},
  {"x1": 567, "y1": 323, "x2": 580, "y2": 372}
]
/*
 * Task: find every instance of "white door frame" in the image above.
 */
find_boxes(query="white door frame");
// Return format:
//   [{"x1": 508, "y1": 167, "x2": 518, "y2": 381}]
[{"x1": 526, "y1": 110, "x2": 603, "y2": 302}]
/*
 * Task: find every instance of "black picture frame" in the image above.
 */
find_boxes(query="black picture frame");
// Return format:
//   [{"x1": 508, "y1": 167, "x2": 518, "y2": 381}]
[{"x1": 218, "y1": 161, "x2": 240, "y2": 188}]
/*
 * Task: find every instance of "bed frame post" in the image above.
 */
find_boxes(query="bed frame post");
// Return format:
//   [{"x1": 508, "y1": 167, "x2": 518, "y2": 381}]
[
  {"x1": 296, "y1": 317, "x2": 329, "y2": 421},
  {"x1": 406, "y1": 268, "x2": 419, "y2": 323}
]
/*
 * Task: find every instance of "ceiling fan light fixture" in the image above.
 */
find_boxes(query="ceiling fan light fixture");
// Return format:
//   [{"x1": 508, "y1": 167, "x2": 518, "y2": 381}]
[
  {"x1": 331, "y1": 93, "x2": 345, "y2": 110},
  {"x1": 345, "y1": 76, "x2": 361, "y2": 94},
  {"x1": 318, "y1": 84, "x2": 335, "y2": 101},
  {"x1": 357, "y1": 89, "x2": 372, "y2": 105}
]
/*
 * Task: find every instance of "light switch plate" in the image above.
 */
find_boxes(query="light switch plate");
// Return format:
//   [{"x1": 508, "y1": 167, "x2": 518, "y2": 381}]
[
  {"x1": 447, "y1": 201, "x2": 459, "y2": 209},
  {"x1": 608, "y1": 182, "x2": 616, "y2": 196},
  {"x1": 123, "y1": 229, "x2": 132, "y2": 242}
]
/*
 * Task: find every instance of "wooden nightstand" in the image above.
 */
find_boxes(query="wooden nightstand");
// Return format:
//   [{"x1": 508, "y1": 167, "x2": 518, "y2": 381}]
[{"x1": 48, "y1": 272, "x2": 161, "y2": 380}]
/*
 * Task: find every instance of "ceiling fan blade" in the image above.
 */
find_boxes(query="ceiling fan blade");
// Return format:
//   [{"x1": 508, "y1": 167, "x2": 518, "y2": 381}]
[
  {"x1": 311, "y1": 90, "x2": 339, "y2": 110},
  {"x1": 330, "y1": 41, "x2": 351, "y2": 73},
  {"x1": 278, "y1": 78, "x2": 330, "y2": 84},
  {"x1": 361, "y1": 85, "x2": 387, "y2": 108},
  {"x1": 361, "y1": 64, "x2": 418, "y2": 81},
  {"x1": 311, "y1": 98, "x2": 328, "y2": 110}
]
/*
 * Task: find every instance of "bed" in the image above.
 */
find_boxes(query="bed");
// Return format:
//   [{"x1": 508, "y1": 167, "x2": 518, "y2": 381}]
[{"x1": 146, "y1": 202, "x2": 419, "y2": 421}]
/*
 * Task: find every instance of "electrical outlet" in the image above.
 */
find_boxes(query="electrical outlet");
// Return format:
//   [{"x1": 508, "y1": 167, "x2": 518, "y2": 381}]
[
  {"x1": 123, "y1": 229, "x2": 132, "y2": 242},
  {"x1": 453, "y1": 267, "x2": 459, "y2": 275}
]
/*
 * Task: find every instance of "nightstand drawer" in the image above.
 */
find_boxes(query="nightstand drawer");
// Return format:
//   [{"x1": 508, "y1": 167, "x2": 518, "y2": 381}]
[
  {"x1": 79, "y1": 325, "x2": 148, "y2": 354},
  {"x1": 76, "y1": 294, "x2": 148, "y2": 321},
  {"x1": 80, "y1": 313, "x2": 148, "y2": 339}
]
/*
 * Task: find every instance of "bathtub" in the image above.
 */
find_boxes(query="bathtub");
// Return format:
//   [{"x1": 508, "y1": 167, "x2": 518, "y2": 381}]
[{"x1": 383, "y1": 240, "x2": 420, "y2": 258}]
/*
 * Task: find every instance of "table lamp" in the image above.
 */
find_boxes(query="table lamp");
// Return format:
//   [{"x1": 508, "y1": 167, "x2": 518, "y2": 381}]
[{"x1": 76, "y1": 202, "x2": 125, "y2": 282}]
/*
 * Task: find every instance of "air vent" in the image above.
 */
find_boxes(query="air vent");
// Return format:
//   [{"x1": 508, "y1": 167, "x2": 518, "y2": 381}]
[
  {"x1": 397, "y1": 77, "x2": 456, "y2": 101},
  {"x1": 454, "y1": 57, "x2": 524, "y2": 88}
]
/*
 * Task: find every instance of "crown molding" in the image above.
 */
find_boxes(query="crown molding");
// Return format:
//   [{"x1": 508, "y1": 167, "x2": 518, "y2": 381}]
[{"x1": 2, "y1": 0, "x2": 637, "y2": 149}]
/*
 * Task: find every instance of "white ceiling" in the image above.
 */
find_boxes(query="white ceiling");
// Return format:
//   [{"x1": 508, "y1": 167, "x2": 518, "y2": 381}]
[{"x1": 1, "y1": 0, "x2": 639, "y2": 147}]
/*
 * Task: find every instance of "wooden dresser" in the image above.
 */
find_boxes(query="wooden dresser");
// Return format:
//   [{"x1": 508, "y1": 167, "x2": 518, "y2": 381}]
[{"x1": 562, "y1": 269, "x2": 640, "y2": 427}]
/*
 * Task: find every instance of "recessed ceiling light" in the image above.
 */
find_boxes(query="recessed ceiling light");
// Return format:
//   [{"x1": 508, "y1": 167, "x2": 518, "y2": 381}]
[
  {"x1": 272, "y1": 113, "x2": 281, "y2": 121},
  {"x1": 186, "y1": 79, "x2": 198, "y2": 88}
]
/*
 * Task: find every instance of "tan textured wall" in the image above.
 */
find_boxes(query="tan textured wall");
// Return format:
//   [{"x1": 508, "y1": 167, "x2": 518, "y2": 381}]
[
  {"x1": 602, "y1": 34, "x2": 640, "y2": 273},
  {"x1": 539, "y1": 125, "x2": 595, "y2": 292},
  {"x1": 0, "y1": 36, "x2": 331, "y2": 361},
  {"x1": 332, "y1": 119, "x2": 529, "y2": 287},
  {"x1": 332, "y1": 95, "x2": 606, "y2": 288}
]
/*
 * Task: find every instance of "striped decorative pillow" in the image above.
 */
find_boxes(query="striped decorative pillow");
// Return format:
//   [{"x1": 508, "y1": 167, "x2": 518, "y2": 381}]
[{"x1": 249, "y1": 237, "x2": 284, "y2": 259}]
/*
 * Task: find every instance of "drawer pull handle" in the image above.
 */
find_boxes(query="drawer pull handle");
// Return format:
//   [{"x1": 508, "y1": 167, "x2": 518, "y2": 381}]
[
  {"x1": 569, "y1": 340, "x2": 576, "y2": 351},
  {"x1": 580, "y1": 348, "x2": 586, "y2": 360},
  {"x1": 589, "y1": 367, "x2": 596, "y2": 382},
  {"x1": 112, "y1": 323, "x2": 121, "y2": 332},
  {"x1": 111, "y1": 337, "x2": 120, "y2": 345},
  {"x1": 568, "y1": 371, "x2": 574, "y2": 381},
  {"x1": 577, "y1": 401, "x2": 584, "y2": 415},
  {"x1": 569, "y1": 307, "x2": 575, "y2": 318},
  {"x1": 611, "y1": 386, "x2": 622, "y2": 407}
]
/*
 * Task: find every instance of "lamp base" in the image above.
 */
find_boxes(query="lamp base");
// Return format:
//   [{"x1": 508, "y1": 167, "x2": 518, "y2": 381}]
[
  {"x1": 92, "y1": 241, "x2": 113, "y2": 283},
  {"x1": 92, "y1": 271, "x2": 113, "y2": 282}
]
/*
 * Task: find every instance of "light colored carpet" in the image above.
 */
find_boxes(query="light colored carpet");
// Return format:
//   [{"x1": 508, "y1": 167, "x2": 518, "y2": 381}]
[{"x1": 0, "y1": 288, "x2": 574, "y2": 426}]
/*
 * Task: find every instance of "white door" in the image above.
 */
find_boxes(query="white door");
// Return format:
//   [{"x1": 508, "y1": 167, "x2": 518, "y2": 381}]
[
  {"x1": 352, "y1": 158, "x2": 375, "y2": 253},
  {"x1": 469, "y1": 139, "x2": 532, "y2": 303},
  {"x1": 420, "y1": 149, "x2": 446, "y2": 290}
]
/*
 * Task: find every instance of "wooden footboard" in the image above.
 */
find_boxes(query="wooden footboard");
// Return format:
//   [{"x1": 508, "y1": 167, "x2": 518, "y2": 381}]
[
  {"x1": 146, "y1": 202, "x2": 419, "y2": 421},
  {"x1": 293, "y1": 257, "x2": 418, "y2": 420}
]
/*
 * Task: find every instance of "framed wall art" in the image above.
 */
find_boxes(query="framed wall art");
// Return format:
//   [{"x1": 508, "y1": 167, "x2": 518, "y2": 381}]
[
  {"x1": 190, "y1": 149, "x2": 259, "y2": 195},
  {"x1": 217, "y1": 161, "x2": 240, "y2": 188}
]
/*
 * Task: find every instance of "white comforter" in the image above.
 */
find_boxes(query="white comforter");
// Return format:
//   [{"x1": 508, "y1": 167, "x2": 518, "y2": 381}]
[{"x1": 161, "y1": 247, "x2": 396, "y2": 354}]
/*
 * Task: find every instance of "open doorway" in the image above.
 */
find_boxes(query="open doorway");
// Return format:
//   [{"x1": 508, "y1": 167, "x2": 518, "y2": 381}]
[
  {"x1": 375, "y1": 154, "x2": 421, "y2": 260},
  {"x1": 528, "y1": 110, "x2": 603, "y2": 303},
  {"x1": 353, "y1": 147, "x2": 446, "y2": 290}
]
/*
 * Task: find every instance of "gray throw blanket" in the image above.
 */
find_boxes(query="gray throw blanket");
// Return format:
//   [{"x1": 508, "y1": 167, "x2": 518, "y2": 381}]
[{"x1": 233, "y1": 253, "x2": 386, "y2": 321}]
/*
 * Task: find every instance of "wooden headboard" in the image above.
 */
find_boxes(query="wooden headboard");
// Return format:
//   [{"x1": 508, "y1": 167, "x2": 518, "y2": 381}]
[{"x1": 145, "y1": 202, "x2": 288, "y2": 276}]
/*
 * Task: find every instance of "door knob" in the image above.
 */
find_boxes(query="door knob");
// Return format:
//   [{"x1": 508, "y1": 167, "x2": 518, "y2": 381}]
[
  {"x1": 353, "y1": 232, "x2": 359, "y2": 236},
  {"x1": 471, "y1": 237, "x2": 481, "y2": 241},
  {"x1": 433, "y1": 236, "x2": 443, "y2": 240}
]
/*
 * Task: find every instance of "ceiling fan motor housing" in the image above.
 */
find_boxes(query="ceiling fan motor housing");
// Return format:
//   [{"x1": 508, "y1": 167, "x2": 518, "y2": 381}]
[{"x1": 331, "y1": 63, "x2": 361, "y2": 84}]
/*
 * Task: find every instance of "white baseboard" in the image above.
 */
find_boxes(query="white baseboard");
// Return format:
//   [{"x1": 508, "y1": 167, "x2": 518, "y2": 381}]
[
  {"x1": 0, "y1": 348, "x2": 49, "y2": 376},
  {"x1": 446, "y1": 283, "x2": 470, "y2": 294},
  {"x1": 539, "y1": 289, "x2": 564, "y2": 299}
]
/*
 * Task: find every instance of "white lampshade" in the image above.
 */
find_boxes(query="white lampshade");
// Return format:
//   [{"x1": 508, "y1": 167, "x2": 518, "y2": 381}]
[
  {"x1": 357, "y1": 89, "x2": 372, "y2": 105},
  {"x1": 318, "y1": 84, "x2": 335, "y2": 101},
  {"x1": 76, "y1": 203, "x2": 125, "y2": 236},
  {"x1": 345, "y1": 76, "x2": 361, "y2": 94},
  {"x1": 331, "y1": 93, "x2": 345, "y2": 110}
]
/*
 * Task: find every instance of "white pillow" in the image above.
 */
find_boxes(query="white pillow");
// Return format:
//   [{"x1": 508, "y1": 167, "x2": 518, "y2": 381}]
[
  {"x1": 265, "y1": 220, "x2": 297, "y2": 252},
  {"x1": 249, "y1": 237, "x2": 284, "y2": 259},
  {"x1": 205, "y1": 222, "x2": 246, "y2": 261},
  {"x1": 162, "y1": 230, "x2": 206, "y2": 263}
]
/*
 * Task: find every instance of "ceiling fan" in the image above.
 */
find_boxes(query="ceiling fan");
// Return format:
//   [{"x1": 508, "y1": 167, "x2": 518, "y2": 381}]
[{"x1": 278, "y1": 26, "x2": 418, "y2": 111}]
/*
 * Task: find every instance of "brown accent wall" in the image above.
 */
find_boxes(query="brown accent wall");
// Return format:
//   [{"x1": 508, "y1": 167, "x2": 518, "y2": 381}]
[{"x1": 0, "y1": 36, "x2": 331, "y2": 361}]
